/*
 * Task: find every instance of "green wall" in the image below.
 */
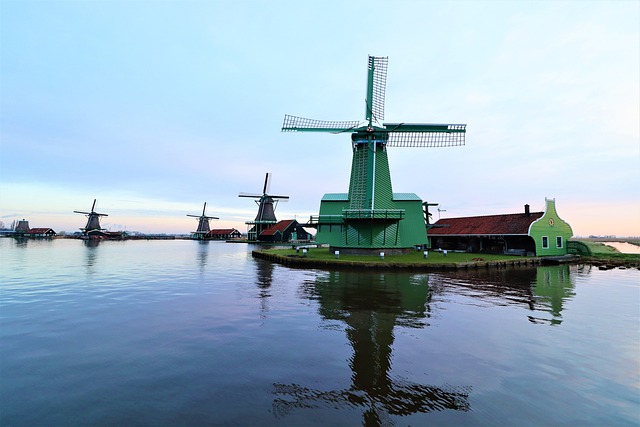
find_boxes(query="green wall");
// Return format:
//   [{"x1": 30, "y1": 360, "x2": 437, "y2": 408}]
[{"x1": 528, "y1": 198, "x2": 573, "y2": 256}]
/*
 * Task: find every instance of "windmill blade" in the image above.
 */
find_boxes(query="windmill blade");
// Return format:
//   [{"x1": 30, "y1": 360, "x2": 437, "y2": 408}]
[
  {"x1": 74, "y1": 210, "x2": 91, "y2": 215},
  {"x1": 366, "y1": 55, "x2": 388, "y2": 125},
  {"x1": 270, "y1": 195, "x2": 290, "y2": 200},
  {"x1": 91, "y1": 199, "x2": 97, "y2": 212},
  {"x1": 281, "y1": 115, "x2": 359, "y2": 133},
  {"x1": 263, "y1": 173, "x2": 271, "y2": 195},
  {"x1": 186, "y1": 214, "x2": 201, "y2": 218},
  {"x1": 202, "y1": 202, "x2": 207, "y2": 216},
  {"x1": 384, "y1": 123, "x2": 466, "y2": 147},
  {"x1": 239, "y1": 193, "x2": 262, "y2": 198}
]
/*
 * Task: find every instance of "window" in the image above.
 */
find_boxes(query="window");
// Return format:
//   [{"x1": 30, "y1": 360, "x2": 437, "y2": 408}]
[
  {"x1": 556, "y1": 236, "x2": 563, "y2": 248},
  {"x1": 542, "y1": 236, "x2": 549, "y2": 249}
]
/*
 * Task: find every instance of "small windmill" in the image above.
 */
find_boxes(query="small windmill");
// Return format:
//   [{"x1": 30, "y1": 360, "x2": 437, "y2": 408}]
[
  {"x1": 282, "y1": 55, "x2": 466, "y2": 252},
  {"x1": 187, "y1": 202, "x2": 219, "y2": 240},
  {"x1": 239, "y1": 173, "x2": 289, "y2": 241},
  {"x1": 74, "y1": 199, "x2": 108, "y2": 237}
]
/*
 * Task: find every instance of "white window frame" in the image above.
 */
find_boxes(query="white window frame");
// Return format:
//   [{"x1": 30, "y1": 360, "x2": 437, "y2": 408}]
[
  {"x1": 542, "y1": 236, "x2": 549, "y2": 249},
  {"x1": 556, "y1": 236, "x2": 563, "y2": 248}
]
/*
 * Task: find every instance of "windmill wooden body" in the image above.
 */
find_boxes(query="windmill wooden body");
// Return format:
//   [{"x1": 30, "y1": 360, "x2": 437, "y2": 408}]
[
  {"x1": 239, "y1": 173, "x2": 289, "y2": 241},
  {"x1": 74, "y1": 199, "x2": 108, "y2": 237},
  {"x1": 283, "y1": 56, "x2": 466, "y2": 253},
  {"x1": 187, "y1": 202, "x2": 219, "y2": 240}
]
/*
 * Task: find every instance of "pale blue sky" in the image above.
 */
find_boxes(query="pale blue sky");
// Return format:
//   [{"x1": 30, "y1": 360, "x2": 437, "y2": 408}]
[{"x1": 1, "y1": 0, "x2": 638, "y2": 236}]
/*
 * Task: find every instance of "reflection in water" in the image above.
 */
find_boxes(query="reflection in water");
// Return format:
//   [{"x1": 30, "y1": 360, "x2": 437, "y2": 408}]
[
  {"x1": 13, "y1": 237, "x2": 29, "y2": 246},
  {"x1": 255, "y1": 259, "x2": 274, "y2": 318},
  {"x1": 274, "y1": 271, "x2": 470, "y2": 424},
  {"x1": 196, "y1": 241, "x2": 209, "y2": 272},
  {"x1": 435, "y1": 265, "x2": 575, "y2": 325},
  {"x1": 84, "y1": 239, "x2": 100, "y2": 273}
]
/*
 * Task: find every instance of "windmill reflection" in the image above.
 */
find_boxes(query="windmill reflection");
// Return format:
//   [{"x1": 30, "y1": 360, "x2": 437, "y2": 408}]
[
  {"x1": 196, "y1": 240, "x2": 209, "y2": 273},
  {"x1": 83, "y1": 239, "x2": 100, "y2": 275},
  {"x1": 255, "y1": 259, "x2": 274, "y2": 318},
  {"x1": 273, "y1": 271, "x2": 470, "y2": 424}
]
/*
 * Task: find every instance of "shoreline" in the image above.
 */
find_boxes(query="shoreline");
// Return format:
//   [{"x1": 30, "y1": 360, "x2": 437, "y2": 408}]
[
  {"x1": 252, "y1": 249, "x2": 640, "y2": 271},
  {"x1": 252, "y1": 250, "x2": 582, "y2": 271}
]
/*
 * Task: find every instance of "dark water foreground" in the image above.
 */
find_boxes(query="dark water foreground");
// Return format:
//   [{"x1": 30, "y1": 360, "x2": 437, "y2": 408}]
[{"x1": 1, "y1": 238, "x2": 638, "y2": 426}]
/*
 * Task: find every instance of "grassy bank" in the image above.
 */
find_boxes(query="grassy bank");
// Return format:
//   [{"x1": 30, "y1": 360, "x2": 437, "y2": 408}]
[
  {"x1": 573, "y1": 239, "x2": 640, "y2": 267},
  {"x1": 268, "y1": 248, "x2": 530, "y2": 264},
  {"x1": 255, "y1": 245, "x2": 639, "y2": 270},
  {"x1": 253, "y1": 247, "x2": 545, "y2": 271}
]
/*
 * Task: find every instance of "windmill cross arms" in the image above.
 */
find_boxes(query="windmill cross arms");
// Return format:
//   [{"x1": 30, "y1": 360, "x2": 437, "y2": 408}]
[
  {"x1": 74, "y1": 210, "x2": 108, "y2": 216},
  {"x1": 239, "y1": 193, "x2": 290, "y2": 199},
  {"x1": 186, "y1": 214, "x2": 219, "y2": 219},
  {"x1": 281, "y1": 115, "x2": 360, "y2": 133},
  {"x1": 383, "y1": 123, "x2": 466, "y2": 148}
]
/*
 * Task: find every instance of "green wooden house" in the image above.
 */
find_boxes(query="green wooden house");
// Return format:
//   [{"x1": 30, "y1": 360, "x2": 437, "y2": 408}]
[{"x1": 429, "y1": 198, "x2": 573, "y2": 256}]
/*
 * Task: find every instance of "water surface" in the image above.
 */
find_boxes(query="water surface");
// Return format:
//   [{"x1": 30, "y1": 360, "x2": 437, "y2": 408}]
[{"x1": 1, "y1": 238, "x2": 638, "y2": 426}]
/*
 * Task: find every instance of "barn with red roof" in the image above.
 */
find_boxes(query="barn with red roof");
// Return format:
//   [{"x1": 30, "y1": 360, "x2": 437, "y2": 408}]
[
  {"x1": 205, "y1": 228, "x2": 242, "y2": 240},
  {"x1": 428, "y1": 198, "x2": 573, "y2": 256},
  {"x1": 257, "y1": 220, "x2": 312, "y2": 243}
]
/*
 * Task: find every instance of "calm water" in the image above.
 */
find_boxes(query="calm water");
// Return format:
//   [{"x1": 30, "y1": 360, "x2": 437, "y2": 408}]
[{"x1": 1, "y1": 238, "x2": 638, "y2": 426}]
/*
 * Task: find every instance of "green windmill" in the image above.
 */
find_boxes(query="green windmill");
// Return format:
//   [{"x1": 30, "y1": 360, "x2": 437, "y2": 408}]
[{"x1": 282, "y1": 56, "x2": 466, "y2": 254}]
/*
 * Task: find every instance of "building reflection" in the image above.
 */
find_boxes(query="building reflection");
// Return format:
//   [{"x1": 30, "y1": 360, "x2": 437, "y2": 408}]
[
  {"x1": 273, "y1": 270, "x2": 470, "y2": 425},
  {"x1": 434, "y1": 265, "x2": 576, "y2": 325}
]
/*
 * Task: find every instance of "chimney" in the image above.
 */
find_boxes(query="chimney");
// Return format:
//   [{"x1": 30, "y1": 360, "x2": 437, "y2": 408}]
[{"x1": 524, "y1": 204, "x2": 530, "y2": 216}]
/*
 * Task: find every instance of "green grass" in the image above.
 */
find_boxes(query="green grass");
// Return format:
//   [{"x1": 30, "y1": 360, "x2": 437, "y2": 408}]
[
  {"x1": 575, "y1": 240, "x2": 621, "y2": 254},
  {"x1": 570, "y1": 240, "x2": 640, "y2": 266},
  {"x1": 268, "y1": 247, "x2": 533, "y2": 264}
]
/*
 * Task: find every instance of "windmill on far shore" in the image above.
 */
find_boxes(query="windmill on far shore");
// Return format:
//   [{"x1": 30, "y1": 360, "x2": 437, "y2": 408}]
[
  {"x1": 187, "y1": 202, "x2": 219, "y2": 240},
  {"x1": 239, "y1": 173, "x2": 289, "y2": 241},
  {"x1": 282, "y1": 55, "x2": 466, "y2": 253},
  {"x1": 74, "y1": 199, "x2": 108, "y2": 237}
]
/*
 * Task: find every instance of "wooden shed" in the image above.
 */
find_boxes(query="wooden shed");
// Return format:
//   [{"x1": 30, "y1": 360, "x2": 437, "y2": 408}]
[{"x1": 428, "y1": 198, "x2": 573, "y2": 256}]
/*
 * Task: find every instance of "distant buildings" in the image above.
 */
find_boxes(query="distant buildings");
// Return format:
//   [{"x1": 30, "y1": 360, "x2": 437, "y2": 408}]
[{"x1": 11, "y1": 219, "x2": 57, "y2": 238}]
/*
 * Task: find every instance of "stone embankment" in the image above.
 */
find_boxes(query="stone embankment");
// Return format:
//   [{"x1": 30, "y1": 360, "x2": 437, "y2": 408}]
[{"x1": 252, "y1": 250, "x2": 547, "y2": 271}]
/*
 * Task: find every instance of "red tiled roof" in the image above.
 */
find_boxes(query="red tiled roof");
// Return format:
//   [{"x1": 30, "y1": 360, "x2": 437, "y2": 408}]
[
  {"x1": 260, "y1": 220, "x2": 295, "y2": 236},
  {"x1": 26, "y1": 228, "x2": 55, "y2": 234},
  {"x1": 207, "y1": 229, "x2": 240, "y2": 236},
  {"x1": 429, "y1": 212, "x2": 543, "y2": 236}
]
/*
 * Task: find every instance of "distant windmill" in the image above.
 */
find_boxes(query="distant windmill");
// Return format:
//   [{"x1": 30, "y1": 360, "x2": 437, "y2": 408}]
[
  {"x1": 282, "y1": 55, "x2": 466, "y2": 252},
  {"x1": 74, "y1": 199, "x2": 108, "y2": 237},
  {"x1": 239, "y1": 173, "x2": 289, "y2": 241},
  {"x1": 187, "y1": 202, "x2": 219, "y2": 240}
]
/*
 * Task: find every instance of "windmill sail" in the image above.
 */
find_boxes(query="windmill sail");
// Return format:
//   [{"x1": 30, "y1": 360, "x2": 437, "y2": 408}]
[
  {"x1": 366, "y1": 55, "x2": 388, "y2": 125},
  {"x1": 282, "y1": 115, "x2": 359, "y2": 133},
  {"x1": 385, "y1": 123, "x2": 466, "y2": 147}
]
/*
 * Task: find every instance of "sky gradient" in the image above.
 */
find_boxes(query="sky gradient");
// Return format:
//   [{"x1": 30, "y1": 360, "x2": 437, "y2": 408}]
[{"x1": 1, "y1": 0, "x2": 639, "y2": 236}]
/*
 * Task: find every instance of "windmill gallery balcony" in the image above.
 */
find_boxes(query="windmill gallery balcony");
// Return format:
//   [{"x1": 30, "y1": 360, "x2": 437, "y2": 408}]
[{"x1": 308, "y1": 209, "x2": 405, "y2": 226}]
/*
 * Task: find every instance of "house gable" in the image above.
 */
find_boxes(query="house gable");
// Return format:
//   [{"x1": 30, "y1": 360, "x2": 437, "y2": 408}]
[{"x1": 528, "y1": 198, "x2": 573, "y2": 256}]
